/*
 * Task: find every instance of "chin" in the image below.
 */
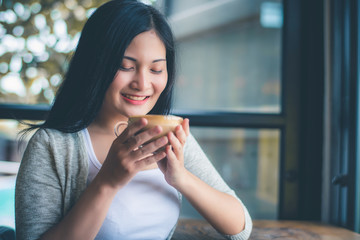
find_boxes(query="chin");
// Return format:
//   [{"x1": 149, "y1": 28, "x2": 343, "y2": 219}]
[{"x1": 124, "y1": 108, "x2": 152, "y2": 117}]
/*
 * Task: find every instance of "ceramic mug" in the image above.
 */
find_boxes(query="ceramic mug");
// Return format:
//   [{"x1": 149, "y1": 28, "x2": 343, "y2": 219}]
[{"x1": 114, "y1": 114, "x2": 184, "y2": 142}]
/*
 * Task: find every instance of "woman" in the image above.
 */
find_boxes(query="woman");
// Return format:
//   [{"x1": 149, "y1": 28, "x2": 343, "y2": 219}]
[{"x1": 15, "y1": 1, "x2": 252, "y2": 239}]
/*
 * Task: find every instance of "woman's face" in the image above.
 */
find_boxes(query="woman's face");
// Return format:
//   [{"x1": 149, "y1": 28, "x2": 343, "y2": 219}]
[{"x1": 103, "y1": 30, "x2": 168, "y2": 120}]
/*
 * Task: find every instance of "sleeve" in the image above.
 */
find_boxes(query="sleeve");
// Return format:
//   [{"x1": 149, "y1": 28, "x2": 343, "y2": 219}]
[
  {"x1": 15, "y1": 129, "x2": 64, "y2": 240},
  {"x1": 183, "y1": 134, "x2": 253, "y2": 240}
]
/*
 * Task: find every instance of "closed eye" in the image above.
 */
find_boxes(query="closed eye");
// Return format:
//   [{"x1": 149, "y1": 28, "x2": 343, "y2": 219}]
[
  {"x1": 151, "y1": 69, "x2": 163, "y2": 74},
  {"x1": 119, "y1": 66, "x2": 134, "y2": 71}
]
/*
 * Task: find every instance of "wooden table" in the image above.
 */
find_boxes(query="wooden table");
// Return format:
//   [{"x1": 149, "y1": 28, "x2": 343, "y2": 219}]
[{"x1": 172, "y1": 219, "x2": 360, "y2": 240}]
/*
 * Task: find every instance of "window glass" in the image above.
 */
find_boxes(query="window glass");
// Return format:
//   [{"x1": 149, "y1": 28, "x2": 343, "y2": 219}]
[
  {"x1": 0, "y1": 119, "x2": 32, "y2": 228},
  {"x1": 170, "y1": 0, "x2": 283, "y2": 113},
  {"x1": 181, "y1": 127, "x2": 280, "y2": 219},
  {"x1": 0, "y1": 119, "x2": 30, "y2": 162},
  {"x1": 0, "y1": 175, "x2": 15, "y2": 228}
]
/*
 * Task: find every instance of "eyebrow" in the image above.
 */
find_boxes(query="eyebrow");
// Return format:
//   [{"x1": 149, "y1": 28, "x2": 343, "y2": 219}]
[{"x1": 123, "y1": 56, "x2": 166, "y2": 63}]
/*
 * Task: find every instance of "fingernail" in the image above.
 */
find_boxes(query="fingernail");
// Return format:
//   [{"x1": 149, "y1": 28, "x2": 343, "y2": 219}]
[
  {"x1": 140, "y1": 118, "x2": 148, "y2": 125},
  {"x1": 156, "y1": 126, "x2": 163, "y2": 133},
  {"x1": 161, "y1": 136, "x2": 168, "y2": 144}
]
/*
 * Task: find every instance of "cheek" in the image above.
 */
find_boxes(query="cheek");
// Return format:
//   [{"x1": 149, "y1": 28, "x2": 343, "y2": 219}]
[
  {"x1": 111, "y1": 72, "x2": 126, "y2": 88},
  {"x1": 157, "y1": 74, "x2": 168, "y2": 93}
]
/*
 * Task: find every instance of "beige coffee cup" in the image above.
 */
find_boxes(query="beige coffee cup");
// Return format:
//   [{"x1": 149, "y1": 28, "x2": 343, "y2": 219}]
[{"x1": 114, "y1": 114, "x2": 183, "y2": 142}]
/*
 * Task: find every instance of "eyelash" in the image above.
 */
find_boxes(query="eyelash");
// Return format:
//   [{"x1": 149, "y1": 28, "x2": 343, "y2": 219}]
[
  {"x1": 151, "y1": 69, "x2": 163, "y2": 74},
  {"x1": 119, "y1": 66, "x2": 134, "y2": 71},
  {"x1": 120, "y1": 66, "x2": 163, "y2": 74}
]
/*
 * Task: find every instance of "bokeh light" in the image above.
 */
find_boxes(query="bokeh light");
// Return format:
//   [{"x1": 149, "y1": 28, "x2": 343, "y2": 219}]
[{"x1": 0, "y1": 0, "x2": 115, "y2": 104}]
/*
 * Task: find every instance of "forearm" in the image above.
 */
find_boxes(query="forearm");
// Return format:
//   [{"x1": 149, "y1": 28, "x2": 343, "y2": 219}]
[
  {"x1": 177, "y1": 171, "x2": 245, "y2": 235},
  {"x1": 41, "y1": 176, "x2": 117, "y2": 240}
]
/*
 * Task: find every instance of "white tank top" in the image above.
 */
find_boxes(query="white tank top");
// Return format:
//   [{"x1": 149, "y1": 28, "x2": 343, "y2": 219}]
[{"x1": 82, "y1": 129, "x2": 181, "y2": 240}]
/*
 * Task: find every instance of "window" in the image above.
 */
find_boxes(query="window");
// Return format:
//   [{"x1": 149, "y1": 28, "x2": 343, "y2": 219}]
[
  {"x1": 165, "y1": 0, "x2": 283, "y2": 219},
  {"x1": 1, "y1": 0, "x2": 359, "y2": 234}
]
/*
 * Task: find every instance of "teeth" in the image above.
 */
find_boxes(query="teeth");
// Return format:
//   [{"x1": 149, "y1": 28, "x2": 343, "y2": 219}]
[{"x1": 123, "y1": 94, "x2": 148, "y2": 101}]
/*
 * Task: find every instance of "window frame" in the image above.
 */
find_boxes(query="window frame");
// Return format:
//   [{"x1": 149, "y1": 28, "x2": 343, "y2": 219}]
[{"x1": 323, "y1": 0, "x2": 359, "y2": 232}]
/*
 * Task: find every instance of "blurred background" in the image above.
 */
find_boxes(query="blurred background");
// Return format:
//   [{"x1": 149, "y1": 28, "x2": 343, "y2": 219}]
[{"x1": 0, "y1": 0, "x2": 359, "y2": 234}]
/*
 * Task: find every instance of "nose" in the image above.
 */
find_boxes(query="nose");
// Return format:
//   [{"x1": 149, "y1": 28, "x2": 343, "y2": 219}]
[{"x1": 130, "y1": 69, "x2": 149, "y2": 90}]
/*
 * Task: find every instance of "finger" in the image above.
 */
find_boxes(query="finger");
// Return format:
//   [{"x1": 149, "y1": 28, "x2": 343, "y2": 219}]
[
  {"x1": 135, "y1": 150, "x2": 166, "y2": 170},
  {"x1": 182, "y1": 118, "x2": 190, "y2": 136},
  {"x1": 135, "y1": 125, "x2": 163, "y2": 144},
  {"x1": 174, "y1": 125, "x2": 187, "y2": 146},
  {"x1": 168, "y1": 131, "x2": 183, "y2": 157},
  {"x1": 122, "y1": 120, "x2": 164, "y2": 151},
  {"x1": 117, "y1": 118, "x2": 148, "y2": 141},
  {"x1": 131, "y1": 135, "x2": 168, "y2": 159},
  {"x1": 123, "y1": 126, "x2": 162, "y2": 152},
  {"x1": 165, "y1": 144, "x2": 177, "y2": 166}
]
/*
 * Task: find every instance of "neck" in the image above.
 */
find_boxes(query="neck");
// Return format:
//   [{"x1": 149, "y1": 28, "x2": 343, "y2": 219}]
[{"x1": 89, "y1": 112, "x2": 128, "y2": 135}]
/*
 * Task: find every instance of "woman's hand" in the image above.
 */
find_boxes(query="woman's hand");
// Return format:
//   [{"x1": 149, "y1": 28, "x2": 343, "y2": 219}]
[
  {"x1": 99, "y1": 118, "x2": 169, "y2": 190},
  {"x1": 157, "y1": 118, "x2": 190, "y2": 188}
]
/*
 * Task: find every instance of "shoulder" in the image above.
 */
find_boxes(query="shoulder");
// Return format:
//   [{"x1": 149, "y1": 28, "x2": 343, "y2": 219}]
[
  {"x1": 21, "y1": 127, "x2": 88, "y2": 185},
  {"x1": 31, "y1": 128, "x2": 81, "y2": 141},
  {"x1": 24, "y1": 128, "x2": 86, "y2": 164},
  {"x1": 29, "y1": 128, "x2": 83, "y2": 148}
]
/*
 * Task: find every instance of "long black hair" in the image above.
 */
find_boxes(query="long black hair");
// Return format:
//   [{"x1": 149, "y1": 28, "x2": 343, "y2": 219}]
[{"x1": 25, "y1": 0, "x2": 176, "y2": 133}]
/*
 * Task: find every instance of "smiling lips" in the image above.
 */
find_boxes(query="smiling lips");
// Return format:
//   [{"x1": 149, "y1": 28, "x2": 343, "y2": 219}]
[{"x1": 121, "y1": 93, "x2": 150, "y2": 105}]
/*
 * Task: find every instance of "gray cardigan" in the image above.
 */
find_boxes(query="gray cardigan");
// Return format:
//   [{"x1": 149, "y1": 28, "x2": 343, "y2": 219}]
[{"x1": 15, "y1": 128, "x2": 252, "y2": 240}]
